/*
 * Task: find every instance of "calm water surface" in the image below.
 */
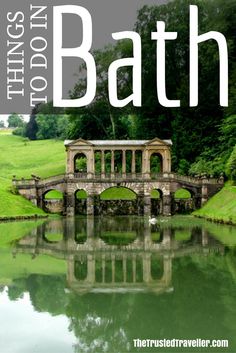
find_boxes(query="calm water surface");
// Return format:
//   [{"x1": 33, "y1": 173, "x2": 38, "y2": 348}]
[{"x1": 0, "y1": 216, "x2": 236, "y2": 353}]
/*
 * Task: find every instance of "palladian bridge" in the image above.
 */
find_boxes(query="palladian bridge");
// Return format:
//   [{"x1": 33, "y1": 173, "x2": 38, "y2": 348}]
[{"x1": 13, "y1": 138, "x2": 224, "y2": 216}]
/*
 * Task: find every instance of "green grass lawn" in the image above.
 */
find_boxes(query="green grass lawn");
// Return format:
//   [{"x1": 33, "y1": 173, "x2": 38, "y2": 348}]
[
  {"x1": 0, "y1": 128, "x2": 14, "y2": 135},
  {"x1": 193, "y1": 185, "x2": 236, "y2": 225},
  {"x1": 0, "y1": 134, "x2": 65, "y2": 217}
]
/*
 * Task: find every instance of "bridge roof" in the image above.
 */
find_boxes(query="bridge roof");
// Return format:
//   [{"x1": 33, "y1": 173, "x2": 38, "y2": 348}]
[{"x1": 64, "y1": 138, "x2": 172, "y2": 147}]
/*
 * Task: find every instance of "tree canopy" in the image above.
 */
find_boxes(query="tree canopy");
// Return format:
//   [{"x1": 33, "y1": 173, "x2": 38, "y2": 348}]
[{"x1": 21, "y1": 0, "x2": 236, "y2": 179}]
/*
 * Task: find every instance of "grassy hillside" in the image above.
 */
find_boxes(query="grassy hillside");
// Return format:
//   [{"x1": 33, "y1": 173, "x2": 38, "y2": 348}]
[
  {"x1": 193, "y1": 185, "x2": 236, "y2": 225},
  {"x1": 0, "y1": 134, "x2": 65, "y2": 217}
]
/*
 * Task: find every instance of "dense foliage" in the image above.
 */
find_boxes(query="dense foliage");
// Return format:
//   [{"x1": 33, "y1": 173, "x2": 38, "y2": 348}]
[{"x1": 21, "y1": 0, "x2": 236, "y2": 179}]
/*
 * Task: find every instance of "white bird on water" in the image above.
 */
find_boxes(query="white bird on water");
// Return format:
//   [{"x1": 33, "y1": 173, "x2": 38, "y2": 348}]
[{"x1": 148, "y1": 216, "x2": 158, "y2": 225}]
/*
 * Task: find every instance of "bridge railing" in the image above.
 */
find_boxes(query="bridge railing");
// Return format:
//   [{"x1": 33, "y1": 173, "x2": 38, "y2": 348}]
[
  {"x1": 13, "y1": 178, "x2": 37, "y2": 186},
  {"x1": 12, "y1": 174, "x2": 66, "y2": 187},
  {"x1": 13, "y1": 172, "x2": 222, "y2": 187},
  {"x1": 37, "y1": 174, "x2": 66, "y2": 186}
]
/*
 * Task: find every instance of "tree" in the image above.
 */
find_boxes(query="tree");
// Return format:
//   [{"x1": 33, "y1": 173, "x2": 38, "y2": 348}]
[
  {"x1": 25, "y1": 106, "x2": 39, "y2": 140},
  {"x1": 0, "y1": 120, "x2": 4, "y2": 128},
  {"x1": 7, "y1": 113, "x2": 24, "y2": 128},
  {"x1": 67, "y1": 43, "x2": 134, "y2": 140},
  {"x1": 32, "y1": 101, "x2": 68, "y2": 140},
  {"x1": 226, "y1": 145, "x2": 236, "y2": 182}
]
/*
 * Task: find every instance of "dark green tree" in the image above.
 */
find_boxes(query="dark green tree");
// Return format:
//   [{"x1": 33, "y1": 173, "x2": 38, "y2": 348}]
[{"x1": 25, "y1": 106, "x2": 40, "y2": 140}]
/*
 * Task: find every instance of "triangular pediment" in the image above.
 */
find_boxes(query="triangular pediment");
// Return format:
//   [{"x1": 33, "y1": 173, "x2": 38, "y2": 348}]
[
  {"x1": 145, "y1": 137, "x2": 172, "y2": 146},
  {"x1": 66, "y1": 138, "x2": 93, "y2": 147}
]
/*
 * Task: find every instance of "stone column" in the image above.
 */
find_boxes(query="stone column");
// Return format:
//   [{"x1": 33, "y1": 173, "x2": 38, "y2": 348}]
[
  {"x1": 65, "y1": 192, "x2": 75, "y2": 217},
  {"x1": 87, "y1": 195, "x2": 95, "y2": 216},
  {"x1": 87, "y1": 215, "x2": 94, "y2": 238},
  {"x1": 111, "y1": 150, "x2": 115, "y2": 178},
  {"x1": 102, "y1": 254, "x2": 106, "y2": 283},
  {"x1": 86, "y1": 254, "x2": 95, "y2": 283},
  {"x1": 162, "y1": 194, "x2": 172, "y2": 216},
  {"x1": 67, "y1": 256, "x2": 76, "y2": 284},
  {"x1": 111, "y1": 254, "x2": 115, "y2": 283},
  {"x1": 142, "y1": 149, "x2": 150, "y2": 178},
  {"x1": 131, "y1": 150, "x2": 136, "y2": 177},
  {"x1": 137, "y1": 193, "x2": 144, "y2": 216},
  {"x1": 162, "y1": 228, "x2": 172, "y2": 247},
  {"x1": 37, "y1": 194, "x2": 44, "y2": 210},
  {"x1": 162, "y1": 150, "x2": 168, "y2": 173},
  {"x1": 132, "y1": 254, "x2": 136, "y2": 283},
  {"x1": 123, "y1": 254, "x2": 127, "y2": 283},
  {"x1": 202, "y1": 229, "x2": 209, "y2": 246},
  {"x1": 101, "y1": 150, "x2": 105, "y2": 178},
  {"x1": 143, "y1": 222, "x2": 152, "y2": 247},
  {"x1": 201, "y1": 181, "x2": 209, "y2": 206},
  {"x1": 87, "y1": 149, "x2": 95, "y2": 179},
  {"x1": 66, "y1": 150, "x2": 74, "y2": 174},
  {"x1": 159, "y1": 196, "x2": 163, "y2": 215},
  {"x1": 143, "y1": 194, "x2": 151, "y2": 216},
  {"x1": 162, "y1": 255, "x2": 172, "y2": 286},
  {"x1": 64, "y1": 217, "x2": 75, "y2": 244},
  {"x1": 122, "y1": 150, "x2": 126, "y2": 177},
  {"x1": 143, "y1": 253, "x2": 151, "y2": 283}
]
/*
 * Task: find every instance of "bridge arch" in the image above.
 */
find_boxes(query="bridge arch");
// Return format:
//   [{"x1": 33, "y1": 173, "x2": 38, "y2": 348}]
[
  {"x1": 74, "y1": 258, "x2": 88, "y2": 281},
  {"x1": 98, "y1": 186, "x2": 138, "y2": 216},
  {"x1": 42, "y1": 189, "x2": 64, "y2": 214},
  {"x1": 75, "y1": 189, "x2": 87, "y2": 215},
  {"x1": 173, "y1": 186, "x2": 195, "y2": 214},
  {"x1": 151, "y1": 188, "x2": 163, "y2": 216}
]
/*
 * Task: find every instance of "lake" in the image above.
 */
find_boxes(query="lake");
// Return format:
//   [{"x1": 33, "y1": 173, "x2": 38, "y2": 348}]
[{"x1": 0, "y1": 215, "x2": 236, "y2": 353}]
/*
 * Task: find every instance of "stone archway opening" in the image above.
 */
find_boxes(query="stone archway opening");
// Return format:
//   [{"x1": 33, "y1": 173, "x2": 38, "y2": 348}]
[
  {"x1": 151, "y1": 189, "x2": 163, "y2": 216},
  {"x1": 74, "y1": 153, "x2": 87, "y2": 174},
  {"x1": 75, "y1": 189, "x2": 87, "y2": 215},
  {"x1": 174, "y1": 187, "x2": 194, "y2": 214},
  {"x1": 99, "y1": 186, "x2": 138, "y2": 215},
  {"x1": 74, "y1": 258, "x2": 88, "y2": 281},
  {"x1": 151, "y1": 254, "x2": 164, "y2": 280},
  {"x1": 150, "y1": 153, "x2": 163, "y2": 175},
  {"x1": 43, "y1": 233, "x2": 63, "y2": 243},
  {"x1": 43, "y1": 189, "x2": 64, "y2": 214}
]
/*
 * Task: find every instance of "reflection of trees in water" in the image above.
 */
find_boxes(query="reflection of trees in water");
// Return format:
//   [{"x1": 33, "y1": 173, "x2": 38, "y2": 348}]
[
  {"x1": 6, "y1": 217, "x2": 236, "y2": 352},
  {"x1": 7, "y1": 278, "x2": 25, "y2": 301},
  {"x1": 67, "y1": 293, "x2": 138, "y2": 353},
  {"x1": 26, "y1": 275, "x2": 67, "y2": 316},
  {"x1": 4, "y1": 248, "x2": 236, "y2": 352}
]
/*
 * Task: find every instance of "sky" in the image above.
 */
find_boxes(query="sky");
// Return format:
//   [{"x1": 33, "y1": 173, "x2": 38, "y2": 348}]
[{"x1": 0, "y1": 0, "x2": 169, "y2": 119}]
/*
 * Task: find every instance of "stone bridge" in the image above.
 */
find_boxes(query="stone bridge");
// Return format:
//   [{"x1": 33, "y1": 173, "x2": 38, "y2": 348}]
[
  {"x1": 13, "y1": 138, "x2": 224, "y2": 216},
  {"x1": 13, "y1": 218, "x2": 224, "y2": 294}
]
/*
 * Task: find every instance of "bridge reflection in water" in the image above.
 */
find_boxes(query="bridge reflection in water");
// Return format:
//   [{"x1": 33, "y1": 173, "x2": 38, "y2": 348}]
[{"x1": 13, "y1": 217, "x2": 225, "y2": 295}]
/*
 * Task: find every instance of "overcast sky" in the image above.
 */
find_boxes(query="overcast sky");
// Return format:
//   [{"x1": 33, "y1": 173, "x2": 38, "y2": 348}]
[{"x1": 0, "y1": 0, "x2": 169, "y2": 119}]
